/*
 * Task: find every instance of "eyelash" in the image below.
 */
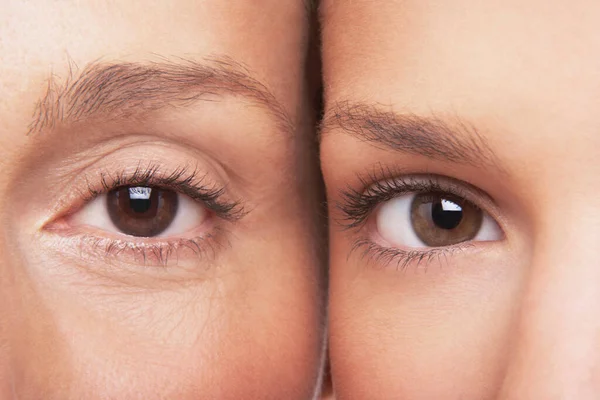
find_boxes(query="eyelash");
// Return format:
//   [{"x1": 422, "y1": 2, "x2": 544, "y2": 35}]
[
  {"x1": 85, "y1": 163, "x2": 245, "y2": 221},
  {"x1": 339, "y1": 173, "x2": 471, "y2": 229},
  {"x1": 349, "y1": 238, "x2": 474, "y2": 271},
  {"x1": 338, "y1": 171, "x2": 487, "y2": 270},
  {"x1": 54, "y1": 163, "x2": 245, "y2": 267}
]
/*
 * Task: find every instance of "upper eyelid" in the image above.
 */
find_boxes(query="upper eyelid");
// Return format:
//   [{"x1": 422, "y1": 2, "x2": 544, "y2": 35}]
[
  {"x1": 43, "y1": 163, "x2": 246, "y2": 232},
  {"x1": 88, "y1": 165, "x2": 247, "y2": 222},
  {"x1": 337, "y1": 173, "x2": 502, "y2": 231}
]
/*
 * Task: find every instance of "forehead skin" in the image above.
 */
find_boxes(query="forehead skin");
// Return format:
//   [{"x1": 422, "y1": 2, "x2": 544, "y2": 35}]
[
  {"x1": 0, "y1": 1, "x2": 323, "y2": 399},
  {"x1": 322, "y1": 1, "x2": 600, "y2": 399},
  {"x1": 1, "y1": 0, "x2": 307, "y2": 139},
  {"x1": 322, "y1": 0, "x2": 600, "y2": 166}
]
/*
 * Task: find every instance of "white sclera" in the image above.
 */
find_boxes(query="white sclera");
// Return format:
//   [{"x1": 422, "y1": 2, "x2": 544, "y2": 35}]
[
  {"x1": 376, "y1": 194, "x2": 425, "y2": 248},
  {"x1": 71, "y1": 191, "x2": 208, "y2": 238},
  {"x1": 473, "y1": 213, "x2": 502, "y2": 242},
  {"x1": 375, "y1": 194, "x2": 502, "y2": 249}
]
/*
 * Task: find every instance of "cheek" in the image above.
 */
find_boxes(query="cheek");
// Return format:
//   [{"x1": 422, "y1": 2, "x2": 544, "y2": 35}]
[
  {"x1": 3, "y1": 240, "x2": 324, "y2": 399},
  {"x1": 328, "y1": 238, "x2": 523, "y2": 399},
  {"x1": 1, "y1": 266, "x2": 75, "y2": 399}
]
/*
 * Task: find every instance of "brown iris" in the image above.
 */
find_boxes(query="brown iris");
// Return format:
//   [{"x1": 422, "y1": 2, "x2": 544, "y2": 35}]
[
  {"x1": 410, "y1": 192, "x2": 482, "y2": 246},
  {"x1": 107, "y1": 186, "x2": 178, "y2": 237}
]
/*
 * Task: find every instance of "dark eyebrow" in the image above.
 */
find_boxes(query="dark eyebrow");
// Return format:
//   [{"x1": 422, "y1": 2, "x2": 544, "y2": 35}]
[
  {"x1": 321, "y1": 101, "x2": 500, "y2": 168},
  {"x1": 28, "y1": 56, "x2": 293, "y2": 136}
]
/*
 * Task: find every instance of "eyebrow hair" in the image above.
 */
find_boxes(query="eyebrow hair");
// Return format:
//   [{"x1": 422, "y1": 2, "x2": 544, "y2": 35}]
[
  {"x1": 28, "y1": 56, "x2": 293, "y2": 136},
  {"x1": 321, "y1": 101, "x2": 500, "y2": 167}
]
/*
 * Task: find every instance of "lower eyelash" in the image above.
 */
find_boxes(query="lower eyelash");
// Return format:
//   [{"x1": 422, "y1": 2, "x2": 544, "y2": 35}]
[
  {"x1": 71, "y1": 229, "x2": 227, "y2": 268},
  {"x1": 350, "y1": 238, "x2": 473, "y2": 272}
]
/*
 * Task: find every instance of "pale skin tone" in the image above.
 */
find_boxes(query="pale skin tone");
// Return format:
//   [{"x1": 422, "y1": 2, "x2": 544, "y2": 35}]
[
  {"x1": 0, "y1": 1, "x2": 325, "y2": 399},
  {"x1": 321, "y1": 1, "x2": 600, "y2": 398}
]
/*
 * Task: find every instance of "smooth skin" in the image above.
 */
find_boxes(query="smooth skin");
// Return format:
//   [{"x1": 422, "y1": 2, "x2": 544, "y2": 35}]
[
  {"x1": 0, "y1": 1, "x2": 325, "y2": 399},
  {"x1": 321, "y1": 1, "x2": 600, "y2": 398}
]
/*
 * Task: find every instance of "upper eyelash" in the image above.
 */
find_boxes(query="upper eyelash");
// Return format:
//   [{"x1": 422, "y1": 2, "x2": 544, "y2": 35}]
[
  {"x1": 338, "y1": 173, "x2": 469, "y2": 229},
  {"x1": 86, "y1": 163, "x2": 246, "y2": 221}
]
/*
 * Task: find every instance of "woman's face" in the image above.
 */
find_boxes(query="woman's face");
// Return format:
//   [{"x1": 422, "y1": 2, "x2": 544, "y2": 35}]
[
  {"x1": 321, "y1": 0, "x2": 600, "y2": 398},
  {"x1": 0, "y1": 1, "x2": 324, "y2": 398}
]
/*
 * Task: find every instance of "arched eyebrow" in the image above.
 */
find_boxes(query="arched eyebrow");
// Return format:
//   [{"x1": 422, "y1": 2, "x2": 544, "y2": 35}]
[
  {"x1": 28, "y1": 56, "x2": 293, "y2": 136},
  {"x1": 321, "y1": 101, "x2": 501, "y2": 168}
]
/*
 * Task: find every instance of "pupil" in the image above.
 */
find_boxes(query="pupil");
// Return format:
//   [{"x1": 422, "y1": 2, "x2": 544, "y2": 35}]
[
  {"x1": 107, "y1": 186, "x2": 178, "y2": 237},
  {"x1": 431, "y1": 198, "x2": 463, "y2": 230},
  {"x1": 129, "y1": 198, "x2": 152, "y2": 214},
  {"x1": 128, "y1": 187, "x2": 153, "y2": 215}
]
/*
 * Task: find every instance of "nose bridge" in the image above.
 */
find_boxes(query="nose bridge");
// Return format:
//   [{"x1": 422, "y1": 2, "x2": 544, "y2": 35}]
[{"x1": 500, "y1": 200, "x2": 600, "y2": 399}]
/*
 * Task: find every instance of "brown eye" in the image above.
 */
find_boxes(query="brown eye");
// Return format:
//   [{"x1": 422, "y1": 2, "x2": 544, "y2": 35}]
[
  {"x1": 376, "y1": 189, "x2": 501, "y2": 249},
  {"x1": 107, "y1": 186, "x2": 178, "y2": 237},
  {"x1": 410, "y1": 193, "x2": 482, "y2": 246}
]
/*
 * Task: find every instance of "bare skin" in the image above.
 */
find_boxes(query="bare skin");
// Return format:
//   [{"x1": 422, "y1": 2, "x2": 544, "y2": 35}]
[
  {"x1": 0, "y1": 1, "x2": 325, "y2": 399},
  {"x1": 321, "y1": 1, "x2": 600, "y2": 398}
]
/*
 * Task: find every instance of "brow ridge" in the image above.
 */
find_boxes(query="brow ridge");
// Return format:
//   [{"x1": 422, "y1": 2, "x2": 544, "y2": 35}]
[
  {"x1": 28, "y1": 56, "x2": 293, "y2": 136},
  {"x1": 321, "y1": 101, "x2": 500, "y2": 167}
]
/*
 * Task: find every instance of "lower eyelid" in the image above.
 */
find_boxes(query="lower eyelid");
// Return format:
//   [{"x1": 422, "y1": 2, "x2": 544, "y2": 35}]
[
  {"x1": 349, "y1": 225, "x2": 503, "y2": 272},
  {"x1": 349, "y1": 238, "x2": 447, "y2": 271},
  {"x1": 40, "y1": 228, "x2": 225, "y2": 271}
]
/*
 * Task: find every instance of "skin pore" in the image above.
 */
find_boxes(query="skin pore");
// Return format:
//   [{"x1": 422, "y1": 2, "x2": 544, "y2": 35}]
[
  {"x1": 0, "y1": 1, "x2": 325, "y2": 399},
  {"x1": 321, "y1": 0, "x2": 600, "y2": 398}
]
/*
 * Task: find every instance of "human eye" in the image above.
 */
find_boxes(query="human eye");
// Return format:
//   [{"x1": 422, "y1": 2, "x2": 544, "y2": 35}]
[
  {"x1": 45, "y1": 163, "x2": 245, "y2": 267},
  {"x1": 338, "y1": 172, "x2": 503, "y2": 269},
  {"x1": 75, "y1": 186, "x2": 204, "y2": 238}
]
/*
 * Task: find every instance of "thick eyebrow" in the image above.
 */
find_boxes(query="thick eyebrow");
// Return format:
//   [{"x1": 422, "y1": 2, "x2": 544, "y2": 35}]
[
  {"x1": 321, "y1": 101, "x2": 500, "y2": 168},
  {"x1": 28, "y1": 56, "x2": 293, "y2": 136}
]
